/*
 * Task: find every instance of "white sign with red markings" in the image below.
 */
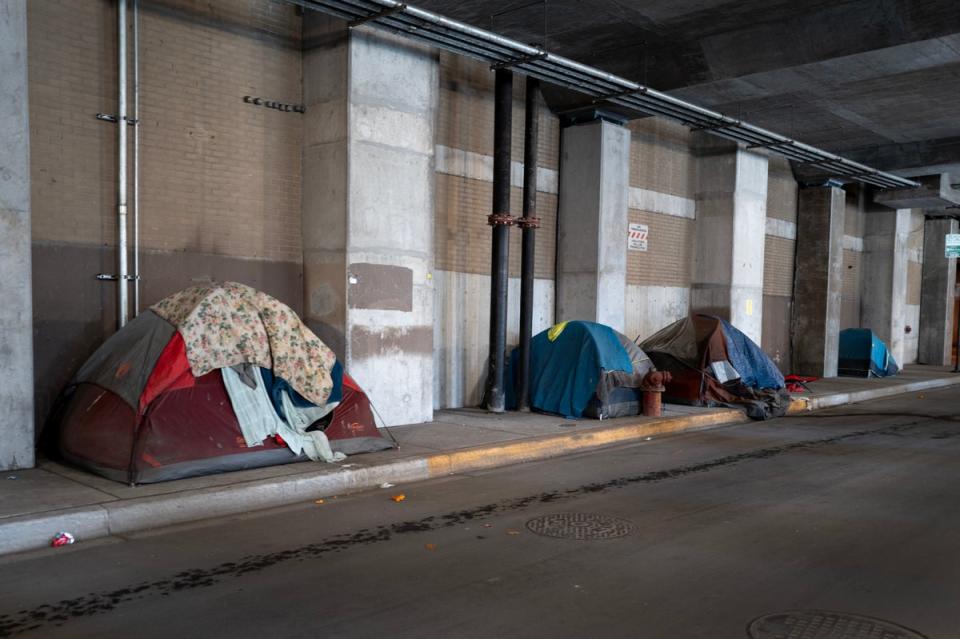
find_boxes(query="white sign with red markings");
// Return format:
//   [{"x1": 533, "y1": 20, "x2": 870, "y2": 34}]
[{"x1": 628, "y1": 223, "x2": 648, "y2": 251}]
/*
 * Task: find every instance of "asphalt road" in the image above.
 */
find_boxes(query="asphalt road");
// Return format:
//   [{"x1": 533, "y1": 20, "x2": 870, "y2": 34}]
[{"x1": 2, "y1": 389, "x2": 959, "y2": 638}]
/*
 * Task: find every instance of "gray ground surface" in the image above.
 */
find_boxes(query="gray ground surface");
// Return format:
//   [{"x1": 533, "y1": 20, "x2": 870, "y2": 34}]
[{"x1": 2, "y1": 389, "x2": 959, "y2": 638}]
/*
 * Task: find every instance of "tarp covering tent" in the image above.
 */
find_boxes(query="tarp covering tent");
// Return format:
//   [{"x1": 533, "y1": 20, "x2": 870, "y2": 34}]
[
  {"x1": 52, "y1": 282, "x2": 391, "y2": 484},
  {"x1": 838, "y1": 328, "x2": 900, "y2": 377},
  {"x1": 639, "y1": 315, "x2": 789, "y2": 420},
  {"x1": 506, "y1": 321, "x2": 656, "y2": 419}
]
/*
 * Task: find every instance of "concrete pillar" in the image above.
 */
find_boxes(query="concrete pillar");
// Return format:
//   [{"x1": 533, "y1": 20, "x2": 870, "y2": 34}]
[
  {"x1": 302, "y1": 16, "x2": 437, "y2": 426},
  {"x1": 919, "y1": 217, "x2": 957, "y2": 365},
  {"x1": 791, "y1": 187, "x2": 845, "y2": 376},
  {"x1": 861, "y1": 207, "x2": 911, "y2": 366},
  {"x1": 0, "y1": 0, "x2": 34, "y2": 470},
  {"x1": 692, "y1": 141, "x2": 769, "y2": 344},
  {"x1": 556, "y1": 119, "x2": 630, "y2": 332}
]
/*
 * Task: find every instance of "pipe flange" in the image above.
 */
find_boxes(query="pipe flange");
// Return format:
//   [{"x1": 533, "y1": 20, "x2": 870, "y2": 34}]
[
  {"x1": 487, "y1": 213, "x2": 516, "y2": 227},
  {"x1": 515, "y1": 216, "x2": 541, "y2": 229}
]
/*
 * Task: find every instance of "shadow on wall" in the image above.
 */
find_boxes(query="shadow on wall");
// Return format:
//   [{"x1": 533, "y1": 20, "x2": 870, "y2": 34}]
[{"x1": 32, "y1": 244, "x2": 304, "y2": 436}]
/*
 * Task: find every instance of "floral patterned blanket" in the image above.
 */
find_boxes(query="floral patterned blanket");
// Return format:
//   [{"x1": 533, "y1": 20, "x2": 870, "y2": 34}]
[{"x1": 151, "y1": 282, "x2": 336, "y2": 406}]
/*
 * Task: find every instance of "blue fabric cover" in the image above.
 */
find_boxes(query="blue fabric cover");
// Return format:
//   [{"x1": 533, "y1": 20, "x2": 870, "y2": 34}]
[
  {"x1": 839, "y1": 329, "x2": 899, "y2": 377},
  {"x1": 260, "y1": 360, "x2": 344, "y2": 416},
  {"x1": 507, "y1": 321, "x2": 634, "y2": 418},
  {"x1": 718, "y1": 319, "x2": 785, "y2": 389}
]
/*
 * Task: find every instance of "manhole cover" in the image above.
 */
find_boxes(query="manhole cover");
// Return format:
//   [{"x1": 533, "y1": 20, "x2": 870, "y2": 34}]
[
  {"x1": 748, "y1": 610, "x2": 927, "y2": 639},
  {"x1": 525, "y1": 513, "x2": 633, "y2": 540}
]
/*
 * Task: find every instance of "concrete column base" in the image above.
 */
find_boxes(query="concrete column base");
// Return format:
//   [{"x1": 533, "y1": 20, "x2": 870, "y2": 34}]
[
  {"x1": 302, "y1": 17, "x2": 437, "y2": 426},
  {"x1": 0, "y1": 0, "x2": 35, "y2": 470},
  {"x1": 919, "y1": 217, "x2": 957, "y2": 365},
  {"x1": 791, "y1": 187, "x2": 845, "y2": 377},
  {"x1": 692, "y1": 140, "x2": 769, "y2": 345},
  {"x1": 556, "y1": 119, "x2": 630, "y2": 332}
]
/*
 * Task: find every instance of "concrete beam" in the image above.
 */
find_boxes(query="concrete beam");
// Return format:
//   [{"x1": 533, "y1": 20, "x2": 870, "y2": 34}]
[
  {"x1": 0, "y1": 0, "x2": 35, "y2": 470},
  {"x1": 874, "y1": 173, "x2": 960, "y2": 210},
  {"x1": 919, "y1": 217, "x2": 958, "y2": 365},
  {"x1": 791, "y1": 187, "x2": 845, "y2": 377},
  {"x1": 556, "y1": 120, "x2": 630, "y2": 331}
]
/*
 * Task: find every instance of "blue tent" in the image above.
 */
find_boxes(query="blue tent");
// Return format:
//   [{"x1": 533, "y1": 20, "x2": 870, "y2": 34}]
[
  {"x1": 838, "y1": 328, "x2": 899, "y2": 377},
  {"x1": 718, "y1": 319, "x2": 785, "y2": 390},
  {"x1": 505, "y1": 321, "x2": 653, "y2": 419}
]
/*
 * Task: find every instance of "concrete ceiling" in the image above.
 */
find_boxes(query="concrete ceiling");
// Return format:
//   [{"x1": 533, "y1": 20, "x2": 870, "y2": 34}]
[{"x1": 417, "y1": 0, "x2": 960, "y2": 180}]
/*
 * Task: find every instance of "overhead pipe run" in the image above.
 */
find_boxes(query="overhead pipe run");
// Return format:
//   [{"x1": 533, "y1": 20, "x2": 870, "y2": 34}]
[
  {"x1": 282, "y1": 0, "x2": 918, "y2": 190},
  {"x1": 484, "y1": 68, "x2": 514, "y2": 414},
  {"x1": 516, "y1": 76, "x2": 540, "y2": 412}
]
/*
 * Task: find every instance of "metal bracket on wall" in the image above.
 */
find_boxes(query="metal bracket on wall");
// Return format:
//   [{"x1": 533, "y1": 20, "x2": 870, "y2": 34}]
[
  {"x1": 96, "y1": 274, "x2": 140, "y2": 281},
  {"x1": 348, "y1": 3, "x2": 407, "y2": 28},
  {"x1": 96, "y1": 113, "x2": 138, "y2": 125},
  {"x1": 491, "y1": 51, "x2": 548, "y2": 70}
]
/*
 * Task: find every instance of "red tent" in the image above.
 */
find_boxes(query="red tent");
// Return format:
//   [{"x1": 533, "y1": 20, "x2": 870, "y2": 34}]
[{"x1": 54, "y1": 285, "x2": 392, "y2": 484}]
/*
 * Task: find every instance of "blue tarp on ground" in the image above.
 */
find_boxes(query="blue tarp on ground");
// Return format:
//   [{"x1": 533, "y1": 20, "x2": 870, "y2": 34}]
[
  {"x1": 839, "y1": 328, "x2": 899, "y2": 377},
  {"x1": 718, "y1": 319, "x2": 785, "y2": 390},
  {"x1": 506, "y1": 321, "x2": 634, "y2": 418}
]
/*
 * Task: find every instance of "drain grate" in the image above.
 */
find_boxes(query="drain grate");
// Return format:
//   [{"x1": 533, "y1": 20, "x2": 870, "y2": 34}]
[
  {"x1": 748, "y1": 610, "x2": 927, "y2": 639},
  {"x1": 525, "y1": 513, "x2": 633, "y2": 540}
]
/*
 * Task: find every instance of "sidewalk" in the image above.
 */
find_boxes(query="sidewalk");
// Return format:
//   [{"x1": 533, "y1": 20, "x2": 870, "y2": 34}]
[{"x1": 1, "y1": 365, "x2": 957, "y2": 557}]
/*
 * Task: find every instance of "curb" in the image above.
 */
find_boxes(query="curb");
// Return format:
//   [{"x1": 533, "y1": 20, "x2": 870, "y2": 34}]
[{"x1": 3, "y1": 375, "x2": 959, "y2": 557}]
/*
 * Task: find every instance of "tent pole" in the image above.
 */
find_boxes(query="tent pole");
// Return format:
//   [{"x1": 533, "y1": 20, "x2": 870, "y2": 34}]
[
  {"x1": 484, "y1": 68, "x2": 513, "y2": 413},
  {"x1": 517, "y1": 76, "x2": 540, "y2": 411}
]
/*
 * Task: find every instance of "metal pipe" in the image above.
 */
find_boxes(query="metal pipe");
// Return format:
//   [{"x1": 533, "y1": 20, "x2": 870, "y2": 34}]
[
  {"x1": 132, "y1": 0, "x2": 140, "y2": 316},
  {"x1": 516, "y1": 76, "x2": 539, "y2": 412},
  {"x1": 117, "y1": 0, "x2": 129, "y2": 328},
  {"x1": 281, "y1": 0, "x2": 918, "y2": 190},
  {"x1": 485, "y1": 68, "x2": 513, "y2": 413}
]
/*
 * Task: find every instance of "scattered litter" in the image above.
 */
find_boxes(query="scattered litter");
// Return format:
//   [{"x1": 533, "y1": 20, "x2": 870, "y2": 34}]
[
  {"x1": 6, "y1": 475, "x2": 17, "y2": 480},
  {"x1": 340, "y1": 464, "x2": 357, "y2": 468},
  {"x1": 424, "y1": 543, "x2": 436, "y2": 551},
  {"x1": 645, "y1": 437, "x2": 652, "y2": 441},
  {"x1": 506, "y1": 529, "x2": 520, "y2": 536},
  {"x1": 314, "y1": 499, "x2": 325, "y2": 505},
  {"x1": 391, "y1": 494, "x2": 406, "y2": 503},
  {"x1": 574, "y1": 585, "x2": 581, "y2": 589},
  {"x1": 51, "y1": 532, "x2": 75, "y2": 547},
  {"x1": 919, "y1": 394, "x2": 925, "y2": 399},
  {"x1": 483, "y1": 523, "x2": 493, "y2": 528},
  {"x1": 380, "y1": 482, "x2": 395, "y2": 489}
]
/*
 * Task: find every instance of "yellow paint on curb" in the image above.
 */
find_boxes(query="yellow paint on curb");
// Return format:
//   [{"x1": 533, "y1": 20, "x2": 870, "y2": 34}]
[{"x1": 426, "y1": 409, "x2": 744, "y2": 477}]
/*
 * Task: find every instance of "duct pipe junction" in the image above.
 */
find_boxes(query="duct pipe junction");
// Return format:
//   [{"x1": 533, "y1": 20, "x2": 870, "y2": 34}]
[
  {"x1": 516, "y1": 76, "x2": 540, "y2": 412},
  {"x1": 484, "y1": 68, "x2": 513, "y2": 413}
]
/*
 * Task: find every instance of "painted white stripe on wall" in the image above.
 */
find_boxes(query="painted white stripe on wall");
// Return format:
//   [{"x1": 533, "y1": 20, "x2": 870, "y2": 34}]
[
  {"x1": 628, "y1": 187, "x2": 696, "y2": 219},
  {"x1": 907, "y1": 248, "x2": 923, "y2": 264},
  {"x1": 434, "y1": 144, "x2": 559, "y2": 194},
  {"x1": 765, "y1": 217, "x2": 797, "y2": 240},
  {"x1": 843, "y1": 235, "x2": 864, "y2": 252}
]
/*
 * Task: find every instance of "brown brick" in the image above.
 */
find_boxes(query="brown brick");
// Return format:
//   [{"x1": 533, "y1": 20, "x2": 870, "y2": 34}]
[
  {"x1": 626, "y1": 210, "x2": 693, "y2": 288},
  {"x1": 28, "y1": 0, "x2": 303, "y2": 263}
]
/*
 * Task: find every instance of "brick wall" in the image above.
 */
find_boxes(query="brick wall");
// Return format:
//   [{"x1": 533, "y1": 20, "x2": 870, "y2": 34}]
[
  {"x1": 626, "y1": 210, "x2": 693, "y2": 288},
  {"x1": 629, "y1": 117, "x2": 696, "y2": 197},
  {"x1": 763, "y1": 236, "x2": 795, "y2": 297},
  {"x1": 433, "y1": 52, "x2": 559, "y2": 279},
  {"x1": 29, "y1": 0, "x2": 303, "y2": 262}
]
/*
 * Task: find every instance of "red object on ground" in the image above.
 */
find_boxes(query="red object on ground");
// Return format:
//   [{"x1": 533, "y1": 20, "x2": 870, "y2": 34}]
[{"x1": 784, "y1": 375, "x2": 819, "y2": 393}]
